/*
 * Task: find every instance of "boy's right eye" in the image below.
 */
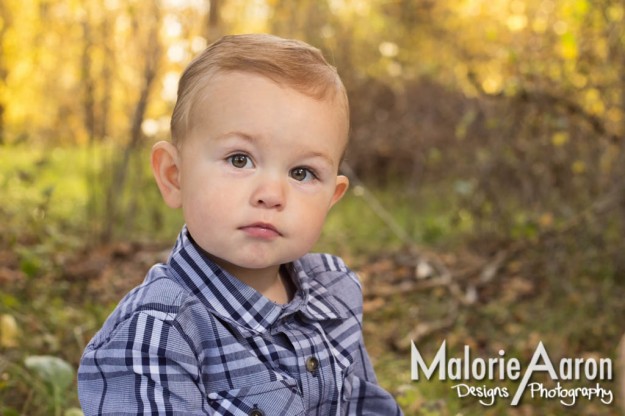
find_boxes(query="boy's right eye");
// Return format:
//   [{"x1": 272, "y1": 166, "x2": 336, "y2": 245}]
[{"x1": 227, "y1": 154, "x2": 254, "y2": 169}]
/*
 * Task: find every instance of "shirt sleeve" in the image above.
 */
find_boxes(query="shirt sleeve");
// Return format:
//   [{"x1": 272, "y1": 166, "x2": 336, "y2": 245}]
[
  {"x1": 78, "y1": 310, "x2": 209, "y2": 415},
  {"x1": 345, "y1": 336, "x2": 404, "y2": 416},
  {"x1": 338, "y1": 265, "x2": 404, "y2": 416}
]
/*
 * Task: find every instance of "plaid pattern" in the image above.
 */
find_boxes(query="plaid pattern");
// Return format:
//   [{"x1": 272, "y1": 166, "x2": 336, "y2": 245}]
[{"x1": 78, "y1": 226, "x2": 403, "y2": 415}]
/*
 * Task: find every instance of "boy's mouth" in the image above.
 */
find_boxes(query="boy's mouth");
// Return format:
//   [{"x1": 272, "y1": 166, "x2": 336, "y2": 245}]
[{"x1": 239, "y1": 222, "x2": 282, "y2": 239}]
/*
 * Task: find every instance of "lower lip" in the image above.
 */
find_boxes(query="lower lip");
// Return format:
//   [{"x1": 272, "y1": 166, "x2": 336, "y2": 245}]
[{"x1": 240, "y1": 226, "x2": 281, "y2": 239}]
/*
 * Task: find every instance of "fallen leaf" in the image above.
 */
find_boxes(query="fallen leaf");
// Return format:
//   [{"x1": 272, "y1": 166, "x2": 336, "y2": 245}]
[{"x1": 0, "y1": 314, "x2": 19, "y2": 348}]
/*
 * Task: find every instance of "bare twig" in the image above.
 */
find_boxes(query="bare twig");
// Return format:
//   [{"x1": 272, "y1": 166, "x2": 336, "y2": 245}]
[
  {"x1": 407, "y1": 314, "x2": 458, "y2": 343},
  {"x1": 341, "y1": 162, "x2": 416, "y2": 247}
]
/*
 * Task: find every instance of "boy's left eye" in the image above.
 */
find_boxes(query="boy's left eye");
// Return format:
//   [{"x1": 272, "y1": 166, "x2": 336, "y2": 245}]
[
  {"x1": 290, "y1": 167, "x2": 316, "y2": 182},
  {"x1": 227, "y1": 154, "x2": 254, "y2": 169}
]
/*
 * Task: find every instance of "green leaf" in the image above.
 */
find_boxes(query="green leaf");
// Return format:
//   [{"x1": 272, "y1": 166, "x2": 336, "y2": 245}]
[
  {"x1": 19, "y1": 256, "x2": 40, "y2": 278},
  {"x1": 24, "y1": 355, "x2": 74, "y2": 392}
]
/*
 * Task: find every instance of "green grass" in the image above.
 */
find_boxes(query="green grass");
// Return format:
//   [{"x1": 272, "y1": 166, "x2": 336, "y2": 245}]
[
  {"x1": 0, "y1": 143, "x2": 184, "y2": 246},
  {"x1": 317, "y1": 183, "x2": 472, "y2": 259}
]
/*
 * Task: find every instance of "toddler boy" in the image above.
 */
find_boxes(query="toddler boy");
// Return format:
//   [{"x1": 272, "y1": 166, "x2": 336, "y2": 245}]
[{"x1": 78, "y1": 33, "x2": 403, "y2": 416}]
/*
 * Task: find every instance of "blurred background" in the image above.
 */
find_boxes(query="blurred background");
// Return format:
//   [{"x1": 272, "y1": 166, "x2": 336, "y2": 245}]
[{"x1": 1, "y1": 0, "x2": 624, "y2": 414}]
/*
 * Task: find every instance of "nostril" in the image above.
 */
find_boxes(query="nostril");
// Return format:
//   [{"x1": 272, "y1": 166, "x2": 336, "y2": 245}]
[
  {"x1": 251, "y1": 180, "x2": 286, "y2": 208},
  {"x1": 256, "y1": 197, "x2": 281, "y2": 207}
]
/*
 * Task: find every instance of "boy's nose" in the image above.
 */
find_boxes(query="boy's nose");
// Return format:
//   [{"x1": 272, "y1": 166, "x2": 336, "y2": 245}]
[{"x1": 250, "y1": 175, "x2": 286, "y2": 209}]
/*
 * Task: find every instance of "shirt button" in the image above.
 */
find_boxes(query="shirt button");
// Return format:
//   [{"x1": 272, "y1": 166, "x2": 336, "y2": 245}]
[
  {"x1": 249, "y1": 408, "x2": 264, "y2": 416},
  {"x1": 306, "y1": 356, "x2": 319, "y2": 373}
]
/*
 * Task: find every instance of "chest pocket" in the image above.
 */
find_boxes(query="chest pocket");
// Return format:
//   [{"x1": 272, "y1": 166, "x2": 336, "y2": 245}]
[{"x1": 207, "y1": 379, "x2": 305, "y2": 416}]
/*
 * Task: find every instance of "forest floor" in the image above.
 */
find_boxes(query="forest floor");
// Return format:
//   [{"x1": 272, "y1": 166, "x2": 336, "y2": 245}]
[{"x1": 2, "y1": 231, "x2": 623, "y2": 415}]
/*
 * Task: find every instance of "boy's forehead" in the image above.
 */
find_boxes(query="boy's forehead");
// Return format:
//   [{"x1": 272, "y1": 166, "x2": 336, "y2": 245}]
[
  {"x1": 194, "y1": 70, "x2": 346, "y2": 107},
  {"x1": 189, "y1": 70, "x2": 349, "y2": 136}
]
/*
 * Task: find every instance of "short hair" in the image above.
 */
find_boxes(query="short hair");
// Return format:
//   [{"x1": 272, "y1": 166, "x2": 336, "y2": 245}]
[{"x1": 170, "y1": 33, "x2": 349, "y2": 145}]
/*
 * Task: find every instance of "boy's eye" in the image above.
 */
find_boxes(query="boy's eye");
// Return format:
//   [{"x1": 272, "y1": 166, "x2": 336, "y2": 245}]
[
  {"x1": 228, "y1": 154, "x2": 253, "y2": 169},
  {"x1": 290, "y1": 167, "x2": 316, "y2": 182}
]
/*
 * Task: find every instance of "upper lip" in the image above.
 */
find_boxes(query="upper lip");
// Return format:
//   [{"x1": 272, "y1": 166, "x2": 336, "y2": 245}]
[{"x1": 240, "y1": 222, "x2": 282, "y2": 235}]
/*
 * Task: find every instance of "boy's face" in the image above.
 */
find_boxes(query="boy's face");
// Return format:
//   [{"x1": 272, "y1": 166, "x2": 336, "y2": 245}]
[{"x1": 155, "y1": 71, "x2": 349, "y2": 275}]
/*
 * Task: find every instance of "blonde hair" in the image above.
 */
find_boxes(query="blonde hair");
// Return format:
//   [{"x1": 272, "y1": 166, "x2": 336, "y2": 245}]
[{"x1": 170, "y1": 33, "x2": 349, "y2": 145}]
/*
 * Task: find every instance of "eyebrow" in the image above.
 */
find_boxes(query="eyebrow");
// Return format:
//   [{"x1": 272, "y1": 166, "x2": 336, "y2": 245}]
[
  {"x1": 215, "y1": 131, "x2": 256, "y2": 143},
  {"x1": 302, "y1": 151, "x2": 335, "y2": 168}
]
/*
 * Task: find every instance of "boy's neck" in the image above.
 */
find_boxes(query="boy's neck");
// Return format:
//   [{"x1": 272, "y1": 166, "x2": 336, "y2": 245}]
[{"x1": 206, "y1": 255, "x2": 294, "y2": 305}]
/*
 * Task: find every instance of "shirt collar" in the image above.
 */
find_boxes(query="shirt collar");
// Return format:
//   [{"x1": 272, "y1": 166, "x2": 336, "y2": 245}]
[
  {"x1": 290, "y1": 259, "x2": 352, "y2": 322},
  {"x1": 166, "y1": 226, "x2": 350, "y2": 333}
]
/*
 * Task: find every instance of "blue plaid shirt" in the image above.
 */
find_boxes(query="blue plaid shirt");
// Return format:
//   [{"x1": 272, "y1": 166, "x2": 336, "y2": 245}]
[{"x1": 78, "y1": 227, "x2": 403, "y2": 415}]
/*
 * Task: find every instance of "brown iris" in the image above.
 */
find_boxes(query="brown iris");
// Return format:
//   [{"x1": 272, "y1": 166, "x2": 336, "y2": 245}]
[
  {"x1": 230, "y1": 154, "x2": 249, "y2": 168},
  {"x1": 290, "y1": 168, "x2": 308, "y2": 181}
]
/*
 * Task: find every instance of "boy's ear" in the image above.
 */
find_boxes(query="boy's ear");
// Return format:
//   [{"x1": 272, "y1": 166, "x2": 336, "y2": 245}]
[
  {"x1": 151, "y1": 141, "x2": 182, "y2": 209},
  {"x1": 330, "y1": 175, "x2": 349, "y2": 208}
]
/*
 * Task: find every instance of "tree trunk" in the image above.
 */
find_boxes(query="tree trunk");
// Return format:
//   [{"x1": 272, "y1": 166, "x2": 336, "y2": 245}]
[
  {"x1": 0, "y1": 2, "x2": 13, "y2": 144},
  {"x1": 101, "y1": 0, "x2": 162, "y2": 242},
  {"x1": 206, "y1": 0, "x2": 223, "y2": 42}
]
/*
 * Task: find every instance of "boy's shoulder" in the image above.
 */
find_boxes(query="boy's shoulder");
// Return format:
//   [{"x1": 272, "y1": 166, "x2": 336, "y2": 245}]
[
  {"x1": 121, "y1": 263, "x2": 190, "y2": 314},
  {"x1": 86, "y1": 264, "x2": 191, "y2": 349}
]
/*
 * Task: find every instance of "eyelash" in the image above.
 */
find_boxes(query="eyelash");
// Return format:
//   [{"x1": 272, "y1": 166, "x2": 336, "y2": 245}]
[{"x1": 226, "y1": 153, "x2": 319, "y2": 182}]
